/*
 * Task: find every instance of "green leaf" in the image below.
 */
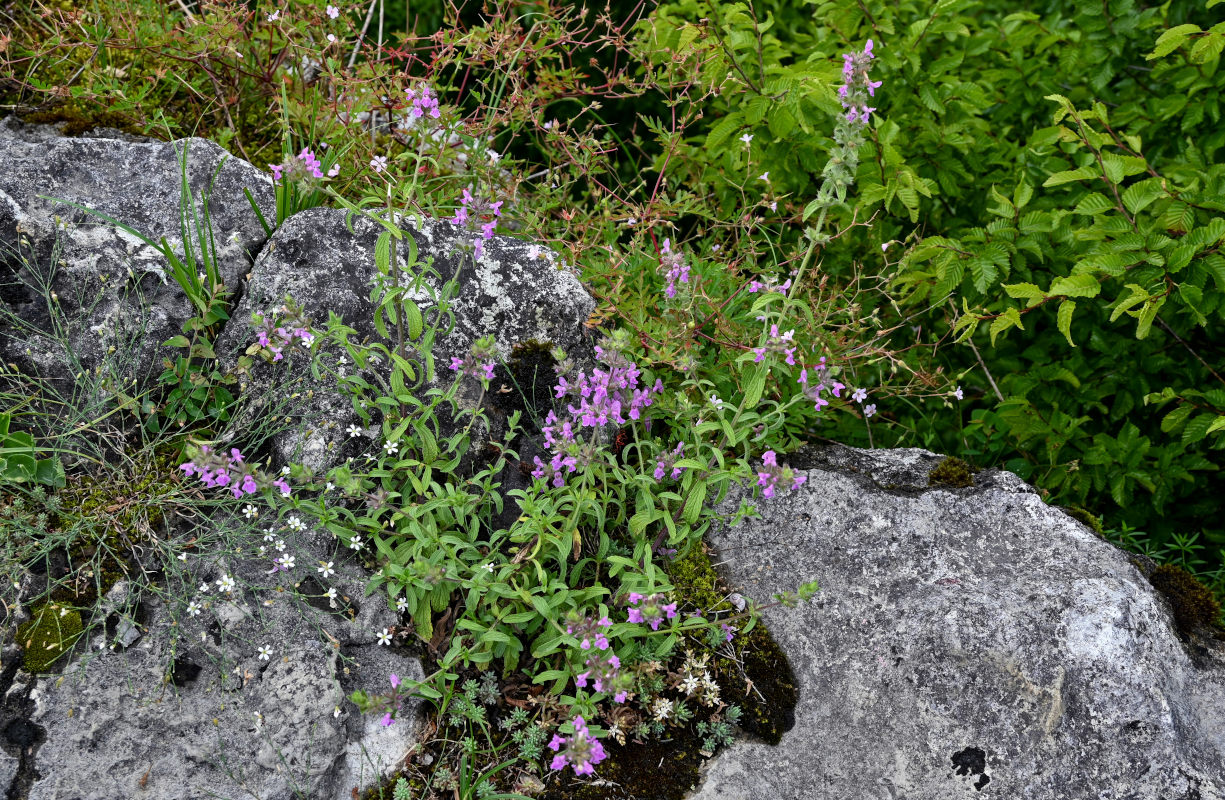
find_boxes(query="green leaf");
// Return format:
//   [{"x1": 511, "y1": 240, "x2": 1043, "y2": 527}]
[
  {"x1": 1003, "y1": 282, "x2": 1044, "y2": 306},
  {"x1": 163, "y1": 335, "x2": 191, "y2": 348},
  {"x1": 1122, "y1": 180, "x2": 1162, "y2": 214},
  {"x1": 1057, "y1": 300, "x2": 1076, "y2": 347},
  {"x1": 1161, "y1": 405, "x2": 1194, "y2": 434},
  {"x1": 1043, "y1": 165, "x2": 1097, "y2": 187},
  {"x1": 1073, "y1": 192, "x2": 1114, "y2": 215},
  {"x1": 1183, "y1": 413, "x2": 1214, "y2": 445},
  {"x1": 682, "y1": 480, "x2": 707, "y2": 525},
  {"x1": 1147, "y1": 24, "x2": 1201, "y2": 60},
  {"x1": 1012, "y1": 181, "x2": 1034, "y2": 210},
  {"x1": 1049, "y1": 274, "x2": 1101, "y2": 298},
  {"x1": 742, "y1": 363, "x2": 767, "y2": 408}
]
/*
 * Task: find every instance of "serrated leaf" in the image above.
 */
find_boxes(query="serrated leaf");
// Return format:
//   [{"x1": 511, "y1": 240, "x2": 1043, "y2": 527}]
[
  {"x1": 1074, "y1": 192, "x2": 1114, "y2": 215},
  {"x1": 1205, "y1": 416, "x2": 1225, "y2": 436},
  {"x1": 1183, "y1": 414, "x2": 1214, "y2": 444},
  {"x1": 1161, "y1": 405, "x2": 1194, "y2": 434},
  {"x1": 1122, "y1": 180, "x2": 1162, "y2": 214},
  {"x1": 1049, "y1": 274, "x2": 1101, "y2": 298},
  {"x1": 1110, "y1": 284, "x2": 1150, "y2": 322},
  {"x1": 1043, "y1": 165, "x2": 1096, "y2": 187},
  {"x1": 682, "y1": 480, "x2": 707, "y2": 525},
  {"x1": 742, "y1": 363, "x2": 767, "y2": 408},
  {"x1": 375, "y1": 231, "x2": 391, "y2": 274},
  {"x1": 1013, "y1": 181, "x2": 1034, "y2": 210},
  {"x1": 1147, "y1": 24, "x2": 1201, "y2": 60},
  {"x1": 1057, "y1": 300, "x2": 1076, "y2": 347}
]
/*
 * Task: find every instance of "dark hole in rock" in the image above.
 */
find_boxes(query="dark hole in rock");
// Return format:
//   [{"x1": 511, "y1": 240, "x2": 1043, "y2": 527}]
[
  {"x1": 170, "y1": 657, "x2": 202, "y2": 687},
  {"x1": 3, "y1": 718, "x2": 44, "y2": 749},
  {"x1": 951, "y1": 746, "x2": 990, "y2": 790}
]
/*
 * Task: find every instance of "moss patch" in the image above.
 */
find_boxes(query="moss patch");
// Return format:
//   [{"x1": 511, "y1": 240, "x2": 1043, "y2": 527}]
[
  {"x1": 17, "y1": 603, "x2": 84, "y2": 672},
  {"x1": 928, "y1": 456, "x2": 975, "y2": 489},
  {"x1": 666, "y1": 544, "x2": 798, "y2": 745},
  {"x1": 1061, "y1": 505, "x2": 1104, "y2": 535},
  {"x1": 1149, "y1": 564, "x2": 1223, "y2": 634},
  {"x1": 540, "y1": 736, "x2": 703, "y2": 800},
  {"x1": 19, "y1": 100, "x2": 147, "y2": 138}
]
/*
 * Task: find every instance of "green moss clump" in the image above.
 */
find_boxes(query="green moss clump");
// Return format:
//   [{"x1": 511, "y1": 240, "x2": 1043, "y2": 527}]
[
  {"x1": 928, "y1": 457, "x2": 975, "y2": 489},
  {"x1": 1149, "y1": 564, "x2": 1223, "y2": 634},
  {"x1": 20, "y1": 100, "x2": 145, "y2": 138},
  {"x1": 667, "y1": 545, "x2": 798, "y2": 745},
  {"x1": 1062, "y1": 505, "x2": 1104, "y2": 535},
  {"x1": 17, "y1": 603, "x2": 84, "y2": 672}
]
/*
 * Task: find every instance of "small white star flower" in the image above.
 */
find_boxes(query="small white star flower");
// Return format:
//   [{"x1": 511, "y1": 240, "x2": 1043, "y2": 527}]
[
  {"x1": 370, "y1": 155, "x2": 388, "y2": 173},
  {"x1": 199, "y1": 582, "x2": 210, "y2": 595},
  {"x1": 187, "y1": 601, "x2": 202, "y2": 617},
  {"x1": 334, "y1": 706, "x2": 342, "y2": 718},
  {"x1": 286, "y1": 515, "x2": 306, "y2": 532},
  {"x1": 258, "y1": 645, "x2": 273, "y2": 660},
  {"x1": 275, "y1": 538, "x2": 287, "y2": 552},
  {"x1": 263, "y1": 530, "x2": 277, "y2": 542},
  {"x1": 217, "y1": 574, "x2": 236, "y2": 593},
  {"x1": 383, "y1": 440, "x2": 399, "y2": 455},
  {"x1": 395, "y1": 596, "x2": 408, "y2": 611},
  {"x1": 242, "y1": 504, "x2": 258, "y2": 520},
  {"x1": 317, "y1": 561, "x2": 336, "y2": 578},
  {"x1": 325, "y1": 587, "x2": 338, "y2": 601},
  {"x1": 338, "y1": 355, "x2": 348, "y2": 365},
  {"x1": 281, "y1": 465, "x2": 292, "y2": 476},
  {"x1": 325, "y1": 482, "x2": 335, "y2": 492},
  {"x1": 349, "y1": 535, "x2": 364, "y2": 551},
  {"x1": 482, "y1": 563, "x2": 495, "y2": 573},
  {"x1": 377, "y1": 628, "x2": 393, "y2": 646},
  {"x1": 279, "y1": 555, "x2": 296, "y2": 571},
  {"x1": 177, "y1": 552, "x2": 187, "y2": 562},
  {"x1": 347, "y1": 424, "x2": 362, "y2": 438}
]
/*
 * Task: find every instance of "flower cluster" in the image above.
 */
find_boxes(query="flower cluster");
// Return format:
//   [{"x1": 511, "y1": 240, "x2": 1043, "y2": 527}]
[
  {"x1": 404, "y1": 84, "x2": 441, "y2": 121},
  {"x1": 753, "y1": 324, "x2": 797, "y2": 365},
  {"x1": 179, "y1": 445, "x2": 291, "y2": 499},
  {"x1": 659, "y1": 238, "x2": 690, "y2": 299},
  {"x1": 756, "y1": 451, "x2": 806, "y2": 499},
  {"x1": 748, "y1": 275, "x2": 792, "y2": 294},
  {"x1": 797, "y1": 356, "x2": 845, "y2": 413},
  {"x1": 549, "y1": 716, "x2": 607, "y2": 776},
  {"x1": 450, "y1": 187, "x2": 504, "y2": 258},
  {"x1": 532, "y1": 342, "x2": 662, "y2": 488},
  {"x1": 626, "y1": 592, "x2": 678, "y2": 631},
  {"x1": 566, "y1": 613, "x2": 629, "y2": 700},
  {"x1": 449, "y1": 335, "x2": 497, "y2": 382},
  {"x1": 839, "y1": 40, "x2": 881, "y2": 125},
  {"x1": 251, "y1": 301, "x2": 315, "y2": 362},
  {"x1": 269, "y1": 147, "x2": 336, "y2": 184},
  {"x1": 851, "y1": 385, "x2": 877, "y2": 417},
  {"x1": 654, "y1": 441, "x2": 686, "y2": 481}
]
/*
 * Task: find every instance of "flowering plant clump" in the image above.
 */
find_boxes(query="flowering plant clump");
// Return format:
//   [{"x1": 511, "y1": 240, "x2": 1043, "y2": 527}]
[
  {"x1": 756, "y1": 451, "x2": 806, "y2": 499},
  {"x1": 250, "y1": 299, "x2": 316, "y2": 363},
  {"x1": 269, "y1": 146, "x2": 336, "y2": 184},
  {"x1": 448, "y1": 335, "x2": 497, "y2": 383},
  {"x1": 449, "y1": 187, "x2": 504, "y2": 257},
  {"x1": 178, "y1": 445, "x2": 292, "y2": 498},
  {"x1": 659, "y1": 238, "x2": 690, "y2": 299},
  {"x1": 626, "y1": 592, "x2": 679, "y2": 631},
  {"x1": 548, "y1": 716, "x2": 607, "y2": 776}
]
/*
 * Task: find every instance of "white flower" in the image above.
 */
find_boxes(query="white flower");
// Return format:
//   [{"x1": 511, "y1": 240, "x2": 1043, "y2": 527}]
[
  {"x1": 377, "y1": 628, "x2": 393, "y2": 646},
  {"x1": 263, "y1": 529, "x2": 277, "y2": 542},
  {"x1": 286, "y1": 515, "x2": 306, "y2": 532},
  {"x1": 177, "y1": 552, "x2": 187, "y2": 562},
  {"x1": 349, "y1": 536, "x2": 364, "y2": 551},
  {"x1": 338, "y1": 355, "x2": 348, "y2": 365},
  {"x1": 275, "y1": 539, "x2": 287, "y2": 552},
  {"x1": 758, "y1": 171, "x2": 769, "y2": 182},
  {"x1": 334, "y1": 706, "x2": 342, "y2": 718},
  {"x1": 881, "y1": 241, "x2": 892, "y2": 252},
  {"x1": 199, "y1": 582, "x2": 211, "y2": 595},
  {"x1": 370, "y1": 155, "x2": 388, "y2": 173},
  {"x1": 679, "y1": 673, "x2": 701, "y2": 695},
  {"x1": 482, "y1": 563, "x2": 495, "y2": 573},
  {"x1": 395, "y1": 596, "x2": 408, "y2": 611},
  {"x1": 281, "y1": 465, "x2": 292, "y2": 476},
  {"x1": 527, "y1": 245, "x2": 541, "y2": 260},
  {"x1": 317, "y1": 561, "x2": 336, "y2": 578},
  {"x1": 257, "y1": 546, "x2": 266, "y2": 557},
  {"x1": 383, "y1": 440, "x2": 399, "y2": 455},
  {"x1": 739, "y1": 132, "x2": 753, "y2": 145},
  {"x1": 325, "y1": 482, "x2": 335, "y2": 492},
  {"x1": 652, "y1": 698, "x2": 674, "y2": 722},
  {"x1": 216, "y1": 574, "x2": 236, "y2": 593},
  {"x1": 187, "y1": 601, "x2": 202, "y2": 617},
  {"x1": 953, "y1": 386, "x2": 964, "y2": 401},
  {"x1": 347, "y1": 424, "x2": 362, "y2": 438},
  {"x1": 266, "y1": 9, "x2": 279, "y2": 21},
  {"x1": 326, "y1": 4, "x2": 339, "y2": 18},
  {"x1": 769, "y1": 201, "x2": 777, "y2": 212},
  {"x1": 279, "y1": 555, "x2": 296, "y2": 571},
  {"x1": 325, "y1": 587, "x2": 338, "y2": 601},
  {"x1": 709, "y1": 394, "x2": 723, "y2": 409},
  {"x1": 242, "y1": 504, "x2": 259, "y2": 520},
  {"x1": 863, "y1": 403, "x2": 877, "y2": 418},
  {"x1": 258, "y1": 645, "x2": 273, "y2": 661}
]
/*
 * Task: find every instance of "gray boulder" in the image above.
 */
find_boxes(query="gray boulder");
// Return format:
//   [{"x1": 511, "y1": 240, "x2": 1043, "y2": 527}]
[
  {"x1": 0, "y1": 118, "x2": 274, "y2": 415},
  {"x1": 692, "y1": 444, "x2": 1225, "y2": 800},
  {"x1": 23, "y1": 509, "x2": 424, "y2": 800}
]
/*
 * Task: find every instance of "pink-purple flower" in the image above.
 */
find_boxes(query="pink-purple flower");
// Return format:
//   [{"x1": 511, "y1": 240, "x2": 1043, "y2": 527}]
[
  {"x1": 756, "y1": 450, "x2": 806, "y2": 499},
  {"x1": 549, "y1": 716, "x2": 607, "y2": 776}
]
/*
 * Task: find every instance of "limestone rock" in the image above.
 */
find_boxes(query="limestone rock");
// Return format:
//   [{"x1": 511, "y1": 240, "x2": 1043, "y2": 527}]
[
  {"x1": 23, "y1": 510, "x2": 423, "y2": 800},
  {"x1": 0, "y1": 118, "x2": 274, "y2": 418},
  {"x1": 691, "y1": 444, "x2": 1225, "y2": 800}
]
